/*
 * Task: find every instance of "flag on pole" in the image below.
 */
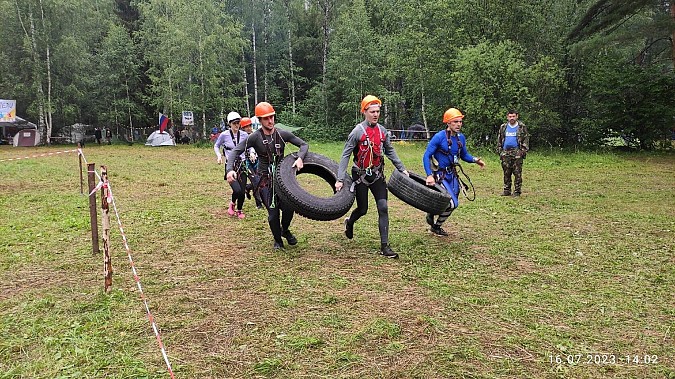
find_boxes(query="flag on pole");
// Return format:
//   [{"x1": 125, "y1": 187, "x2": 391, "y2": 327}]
[{"x1": 159, "y1": 113, "x2": 170, "y2": 133}]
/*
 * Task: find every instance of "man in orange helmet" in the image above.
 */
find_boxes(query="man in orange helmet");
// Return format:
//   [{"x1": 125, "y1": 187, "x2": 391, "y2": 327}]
[
  {"x1": 336, "y1": 95, "x2": 409, "y2": 259},
  {"x1": 226, "y1": 102, "x2": 308, "y2": 250},
  {"x1": 422, "y1": 107, "x2": 485, "y2": 236}
]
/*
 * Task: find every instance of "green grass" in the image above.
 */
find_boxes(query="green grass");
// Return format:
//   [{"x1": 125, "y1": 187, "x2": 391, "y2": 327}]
[{"x1": 0, "y1": 143, "x2": 673, "y2": 378}]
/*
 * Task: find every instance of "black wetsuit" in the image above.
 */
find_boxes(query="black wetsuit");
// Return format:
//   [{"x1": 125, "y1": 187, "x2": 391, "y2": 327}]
[{"x1": 227, "y1": 128, "x2": 309, "y2": 245}]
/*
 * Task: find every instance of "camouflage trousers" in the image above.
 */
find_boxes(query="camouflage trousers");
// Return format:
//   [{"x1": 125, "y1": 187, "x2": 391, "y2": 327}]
[{"x1": 500, "y1": 151, "x2": 524, "y2": 194}]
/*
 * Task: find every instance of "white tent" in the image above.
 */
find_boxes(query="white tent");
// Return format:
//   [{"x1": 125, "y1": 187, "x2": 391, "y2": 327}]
[
  {"x1": 58, "y1": 123, "x2": 90, "y2": 144},
  {"x1": 145, "y1": 130, "x2": 176, "y2": 146}
]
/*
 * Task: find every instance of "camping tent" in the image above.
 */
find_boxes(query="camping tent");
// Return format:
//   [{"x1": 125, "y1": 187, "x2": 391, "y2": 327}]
[
  {"x1": 57, "y1": 123, "x2": 90, "y2": 144},
  {"x1": 13, "y1": 128, "x2": 40, "y2": 146},
  {"x1": 145, "y1": 130, "x2": 176, "y2": 146}
]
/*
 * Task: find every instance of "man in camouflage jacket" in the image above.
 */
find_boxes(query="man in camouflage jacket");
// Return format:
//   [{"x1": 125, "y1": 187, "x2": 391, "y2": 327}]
[{"x1": 497, "y1": 110, "x2": 529, "y2": 196}]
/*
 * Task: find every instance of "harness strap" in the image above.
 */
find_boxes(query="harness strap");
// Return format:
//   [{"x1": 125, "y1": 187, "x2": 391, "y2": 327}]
[
  {"x1": 435, "y1": 164, "x2": 476, "y2": 201},
  {"x1": 357, "y1": 124, "x2": 384, "y2": 170},
  {"x1": 349, "y1": 164, "x2": 384, "y2": 191}
]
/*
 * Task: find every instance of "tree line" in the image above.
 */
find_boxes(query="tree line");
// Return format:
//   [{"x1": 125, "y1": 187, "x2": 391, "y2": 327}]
[{"x1": 1, "y1": 0, "x2": 673, "y2": 149}]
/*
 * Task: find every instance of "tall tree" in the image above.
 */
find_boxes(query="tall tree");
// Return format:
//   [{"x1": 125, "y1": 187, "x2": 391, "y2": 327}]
[
  {"x1": 136, "y1": 0, "x2": 246, "y2": 137},
  {"x1": 569, "y1": 0, "x2": 674, "y2": 69},
  {"x1": 96, "y1": 23, "x2": 143, "y2": 135},
  {"x1": 323, "y1": 0, "x2": 385, "y2": 132}
]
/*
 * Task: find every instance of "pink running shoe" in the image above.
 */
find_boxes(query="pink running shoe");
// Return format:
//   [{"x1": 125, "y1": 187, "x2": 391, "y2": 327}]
[
  {"x1": 236, "y1": 210, "x2": 245, "y2": 219},
  {"x1": 227, "y1": 202, "x2": 235, "y2": 216}
]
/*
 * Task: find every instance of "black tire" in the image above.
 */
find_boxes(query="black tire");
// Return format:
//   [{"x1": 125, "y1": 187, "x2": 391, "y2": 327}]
[
  {"x1": 274, "y1": 152, "x2": 355, "y2": 221},
  {"x1": 387, "y1": 169, "x2": 451, "y2": 215}
]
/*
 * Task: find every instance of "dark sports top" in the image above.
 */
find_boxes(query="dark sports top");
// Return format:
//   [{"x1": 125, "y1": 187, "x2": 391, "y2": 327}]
[{"x1": 226, "y1": 128, "x2": 308, "y2": 174}]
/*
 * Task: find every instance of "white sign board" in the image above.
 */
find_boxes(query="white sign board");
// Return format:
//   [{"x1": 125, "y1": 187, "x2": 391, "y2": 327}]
[
  {"x1": 0, "y1": 100, "x2": 16, "y2": 122},
  {"x1": 182, "y1": 111, "x2": 194, "y2": 126}
]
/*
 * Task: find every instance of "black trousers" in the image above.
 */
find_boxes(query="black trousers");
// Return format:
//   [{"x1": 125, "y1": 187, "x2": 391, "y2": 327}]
[
  {"x1": 259, "y1": 178, "x2": 294, "y2": 244},
  {"x1": 228, "y1": 173, "x2": 247, "y2": 210},
  {"x1": 348, "y1": 168, "x2": 389, "y2": 245}
]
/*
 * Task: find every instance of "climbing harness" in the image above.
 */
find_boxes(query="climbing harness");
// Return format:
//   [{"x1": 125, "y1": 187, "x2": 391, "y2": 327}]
[
  {"x1": 351, "y1": 124, "x2": 385, "y2": 192},
  {"x1": 436, "y1": 130, "x2": 476, "y2": 201},
  {"x1": 261, "y1": 129, "x2": 285, "y2": 208}
]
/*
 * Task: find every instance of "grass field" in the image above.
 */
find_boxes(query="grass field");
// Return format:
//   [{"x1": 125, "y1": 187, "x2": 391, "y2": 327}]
[{"x1": 0, "y1": 142, "x2": 673, "y2": 379}]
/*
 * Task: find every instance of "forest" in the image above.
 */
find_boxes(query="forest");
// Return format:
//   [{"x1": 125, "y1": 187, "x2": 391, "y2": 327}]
[{"x1": 1, "y1": 0, "x2": 674, "y2": 149}]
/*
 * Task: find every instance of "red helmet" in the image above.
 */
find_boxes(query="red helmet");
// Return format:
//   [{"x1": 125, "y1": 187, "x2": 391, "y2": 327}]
[
  {"x1": 240, "y1": 117, "x2": 252, "y2": 127},
  {"x1": 255, "y1": 102, "x2": 276, "y2": 118}
]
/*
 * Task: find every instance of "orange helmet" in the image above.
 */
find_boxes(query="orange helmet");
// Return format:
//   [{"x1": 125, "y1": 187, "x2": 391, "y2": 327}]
[
  {"x1": 240, "y1": 117, "x2": 252, "y2": 127},
  {"x1": 443, "y1": 108, "x2": 464, "y2": 123},
  {"x1": 255, "y1": 102, "x2": 276, "y2": 118},
  {"x1": 360, "y1": 95, "x2": 382, "y2": 113}
]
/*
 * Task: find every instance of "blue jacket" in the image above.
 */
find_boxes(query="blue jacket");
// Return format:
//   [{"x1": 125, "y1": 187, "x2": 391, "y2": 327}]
[{"x1": 423, "y1": 130, "x2": 476, "y2": 176}]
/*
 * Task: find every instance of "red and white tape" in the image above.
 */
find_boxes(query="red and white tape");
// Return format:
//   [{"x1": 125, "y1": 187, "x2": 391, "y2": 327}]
[
  {"x1": 0, "y1": 148, "x2": 80, "y2": 162},
  {"x1": 85, "y1": 154, "x2": 176, "y2": 379}
]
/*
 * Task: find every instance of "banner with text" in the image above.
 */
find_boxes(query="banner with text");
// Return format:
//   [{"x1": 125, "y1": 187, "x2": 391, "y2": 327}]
[
  {"x1": 0, "y1": 100, "x2": 16, "y2": 122},
  {"x1": 182, "y1": 111, "x2": 194, "y2": 126}
]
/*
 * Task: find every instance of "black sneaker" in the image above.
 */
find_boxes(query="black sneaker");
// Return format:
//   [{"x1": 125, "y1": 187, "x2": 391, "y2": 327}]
[
  {"x1": 430, "y1": 225, "x2": 449, "y2": 236},
  {"x1": 273, "y1": 240, "x2": 285, "y2": 250},
  {"x1": 426, "y1": 214, "x2": 434, "y2": 226},
  {"x1": 380, "y1": 244, "x2": 399, "y2": 259},
  {"x1": 344, "y1": 218, "x2": 353, "y2": 239},
  {"x1": 282, "y1": 230, "x2": 297, "y2": 245},
  {"x1": 513, "y1": 192, "x2": 521, "y2": 197},
  {"x1": 500, "y1": 191, "x2": 511, "y2": 196}
]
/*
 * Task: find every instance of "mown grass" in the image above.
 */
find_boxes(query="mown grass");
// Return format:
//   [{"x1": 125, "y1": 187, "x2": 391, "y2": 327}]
[{"x1": 0, "y1": 142, "x2": 673, "y2": 379}]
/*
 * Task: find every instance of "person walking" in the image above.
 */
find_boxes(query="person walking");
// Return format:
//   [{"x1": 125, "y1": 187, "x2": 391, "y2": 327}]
[
  {"x1": 335, "y1": 95, "x2": 409, "y2": 259},
  {"x1": 240, "y1": 117, "x2": 263, "y2": 209},
  {"x1": 215, "y1": 111, "x2": 248, "y2": 218},
  {"x1": 226, "y1": 102, "x2": 309, "y2": 250},
  {"x1": 423, "y1": 107, "x2": 485, "y2": 236},
  {"x1": 94, "y1": 127, "x2": 102, "y2": 145},
  {"x1": 497, "y1": 110, "x2": 529, "y2": 196}
]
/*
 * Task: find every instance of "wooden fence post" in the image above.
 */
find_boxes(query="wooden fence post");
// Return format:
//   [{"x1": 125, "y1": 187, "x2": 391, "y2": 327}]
[
  {"x1": 87, "y1": 163, "x2": 100, "y2": 256},
  {"x1": 78, "y1": 143, "x2": 83, "y2": 195},
  {"x1": 100, "y1": 165, "x2": 112, "y2": 292}
]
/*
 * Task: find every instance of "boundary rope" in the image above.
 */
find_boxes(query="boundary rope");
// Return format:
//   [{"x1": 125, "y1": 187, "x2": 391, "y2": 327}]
[
  {"x1": 80, "y1": 149, "x2": 176, "y2": 379},
  {"x1": 0, "y1": 148, "x2": 79, "y2": 162},
  {"x1": 4, "y1": 147, "x2": 177, "y2": 378}
]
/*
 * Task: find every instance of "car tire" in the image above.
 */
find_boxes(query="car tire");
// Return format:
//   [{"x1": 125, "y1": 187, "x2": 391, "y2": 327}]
[
  {"x1": 274, "y1": 152, "x2": 355, "y2": 221},
  {"x1": 387, "y1": 169, "x2": 452, "y2": 215}
]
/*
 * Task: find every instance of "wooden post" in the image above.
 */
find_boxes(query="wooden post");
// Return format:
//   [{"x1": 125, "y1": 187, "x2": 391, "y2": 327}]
[
  {"x1": 100, "y1": 165, "x2": 113, "y2": 292},
  {"x1": 78, "y1": 143, "x2": 83, "y2": 195},
  {"x1": 87, "y1": 163, "x2": 100, "y2": 256}
]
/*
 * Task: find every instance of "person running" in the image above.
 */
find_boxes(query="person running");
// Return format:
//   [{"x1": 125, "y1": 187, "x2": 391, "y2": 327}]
[
  {"x1": 215, "y1": 111, "x2": 248, "y2": 218},
  {"x1": 423, "y1": 107, "x2": 485, "y2": 236},
  {"x1": 335, "y1": 95, "x2": 409, "y2": 259},
  {"x1": 240, "y1": 117, "x2": 263, "y2": 209},
  {"x1": 226, "y1": 102, "x2": 309, "y2": 250}
]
